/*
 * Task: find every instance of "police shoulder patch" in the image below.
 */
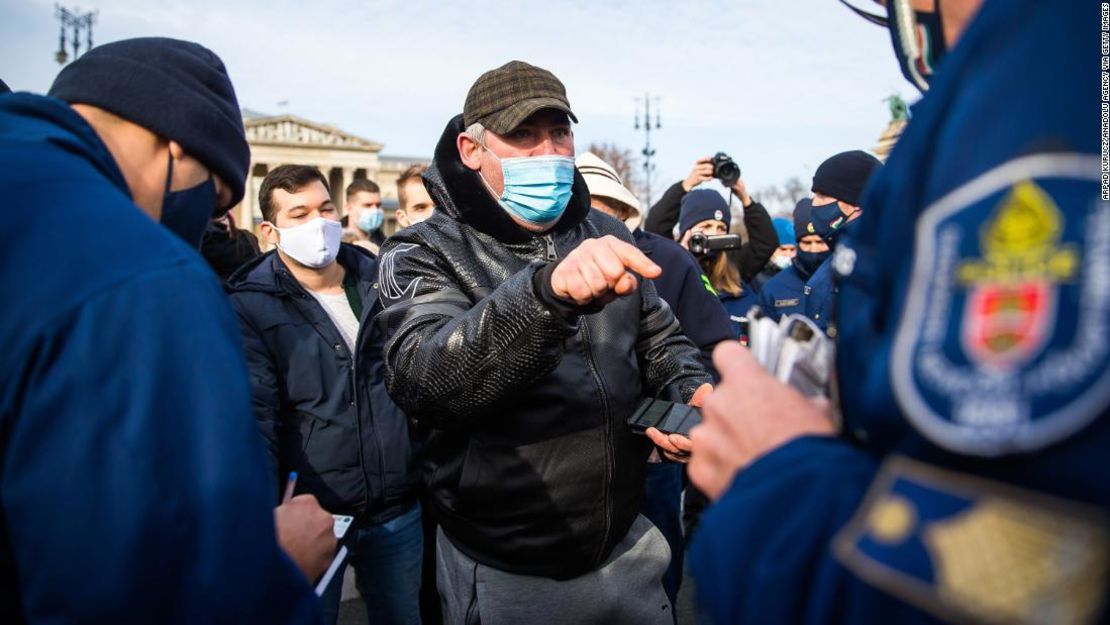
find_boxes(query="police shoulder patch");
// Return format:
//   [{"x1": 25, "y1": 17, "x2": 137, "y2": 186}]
[
  {"x1": 892, "y1": 154, "x2": 1110, "y2": 456},
  {"x1": 834, "y1": 456, "x2": 1109, "y2": 625}
]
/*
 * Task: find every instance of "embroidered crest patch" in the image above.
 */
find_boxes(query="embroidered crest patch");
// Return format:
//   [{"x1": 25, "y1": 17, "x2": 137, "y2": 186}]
[
  {"x1": 892, "y1": 154, "x2": 1110, "y2": 455},
  {"x1": 834, "y1": 456, "x2": 1110, "y2": 625}
]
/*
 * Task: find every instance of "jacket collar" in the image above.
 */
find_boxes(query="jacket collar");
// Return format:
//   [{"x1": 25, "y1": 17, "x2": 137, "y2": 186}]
[
  {"x1": 227, "y1": 242, "x2": 376, "y2": 300},
  {"x1": 423, "y1": 114, "x2": 593, "y2": 244}
]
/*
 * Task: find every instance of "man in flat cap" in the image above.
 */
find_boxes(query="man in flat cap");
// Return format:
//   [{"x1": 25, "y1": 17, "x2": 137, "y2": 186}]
[
  {"x1": 0, "y1": 38, "x2": 333, "y2": 624},
  {"x1": 376, "y1": 60, "x2": 711, "y2": 624}
]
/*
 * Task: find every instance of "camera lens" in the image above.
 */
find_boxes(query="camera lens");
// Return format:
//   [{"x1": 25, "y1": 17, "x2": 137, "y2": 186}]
[{"x1": 712, "y1": 153, "x2": 741, "y2": 188}]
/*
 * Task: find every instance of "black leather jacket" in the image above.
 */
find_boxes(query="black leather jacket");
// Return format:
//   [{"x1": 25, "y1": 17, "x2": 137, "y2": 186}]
[{"x1": 377, "y1": 115, "x2": 711, "y2": 579}]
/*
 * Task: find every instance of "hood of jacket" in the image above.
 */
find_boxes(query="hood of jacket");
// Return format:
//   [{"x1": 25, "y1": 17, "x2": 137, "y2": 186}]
[
  {"x1": 422, "y1": 114, "x2": 593, "y2": 245},
  {"x1": 0, "y1": 93, "x2": 130, "y2": 198}
]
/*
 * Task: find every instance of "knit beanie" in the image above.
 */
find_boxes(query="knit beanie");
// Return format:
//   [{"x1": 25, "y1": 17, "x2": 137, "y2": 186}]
[
  {"x1": 810, "y1": 150, "x2": 882, "y2": 207},
  {"x1": 772, "y1": 217, "x2": 795, "y2": 246},
  {"x1": 793, "y1": 198, "x2": 815, "y2": 241},
  {"x1": 49, "y1": 37, "x2": 249, "y2": 210},
  {"x1": 678, "y1": 189, "x2": 731, "y2": 237}
]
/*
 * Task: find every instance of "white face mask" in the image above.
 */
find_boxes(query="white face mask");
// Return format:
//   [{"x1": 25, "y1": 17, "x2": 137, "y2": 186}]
[
  {"x1": 772, "y1": 255, "x2": 793, "y2": 270},
  {"x1": 269, "y1": 218, "x2": 342, "y2": 268}
]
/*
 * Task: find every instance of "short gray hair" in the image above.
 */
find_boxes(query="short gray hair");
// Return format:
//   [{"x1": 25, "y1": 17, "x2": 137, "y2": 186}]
[{"x1": 465, "y1": 122, "x2": 486, "y2": 145}]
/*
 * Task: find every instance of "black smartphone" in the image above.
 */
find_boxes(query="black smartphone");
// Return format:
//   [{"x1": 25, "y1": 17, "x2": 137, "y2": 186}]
[{"x1": 627, "y1": 398, "x2": 702, "y2": 438}]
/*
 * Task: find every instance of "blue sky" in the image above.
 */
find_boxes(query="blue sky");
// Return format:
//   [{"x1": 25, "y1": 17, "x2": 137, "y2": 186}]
[{"x1": 2, "y1": 0, "x2": 913, "y2": 213}]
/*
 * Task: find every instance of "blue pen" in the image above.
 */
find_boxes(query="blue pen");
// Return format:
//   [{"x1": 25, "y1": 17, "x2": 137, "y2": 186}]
[{"x1": 282, "y1": 471, "x2": 298, "y2": 504}]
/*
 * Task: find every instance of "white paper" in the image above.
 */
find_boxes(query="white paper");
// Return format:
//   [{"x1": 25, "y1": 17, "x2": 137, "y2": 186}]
[
  {"x1": 314, "y1": 546, "x2": 349, "y2": 597},
  {"x1": 332, "y1": 515, "x2": 353, "y2": 540}
]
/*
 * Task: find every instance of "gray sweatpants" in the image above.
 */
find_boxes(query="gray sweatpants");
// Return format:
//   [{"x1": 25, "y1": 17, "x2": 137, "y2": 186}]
[{"x1": 436, "y1": 514, "x2": 673, "y2": 625}]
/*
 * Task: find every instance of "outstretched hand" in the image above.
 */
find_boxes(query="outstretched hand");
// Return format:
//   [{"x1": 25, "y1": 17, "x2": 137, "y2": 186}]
[
  {"x1": 551, "y1": 235, "x2": 661, "y2": 305},
  {"x1": 645, "y1": 383, "x2": 711, "y2": 462},
  {"x1": 688, "y1": 342, "x2": 835, "y2": 500}
]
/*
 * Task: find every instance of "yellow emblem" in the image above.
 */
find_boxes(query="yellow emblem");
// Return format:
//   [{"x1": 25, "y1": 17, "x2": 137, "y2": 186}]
[
  {"x1": 956, "y1": 180, "x2": 1079, "y2": 285},
  {"x1": 925, "y1": 498, "x2": 1109, "y2": 625}
]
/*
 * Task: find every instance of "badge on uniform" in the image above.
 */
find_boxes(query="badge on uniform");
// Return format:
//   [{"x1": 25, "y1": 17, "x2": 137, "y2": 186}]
[
  {"x1": 834, "y1": 455, "x2": 1109, "y2": 625},
  {"x1": 892, "y1": 154, "x2": 1110, "y2": 456}
]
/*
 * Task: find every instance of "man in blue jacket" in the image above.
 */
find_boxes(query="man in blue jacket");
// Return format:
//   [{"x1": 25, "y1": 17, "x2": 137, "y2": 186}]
[
  {"x1": 802, "y1": 150, "x2": 882, "y2": 333},
  {"x1": 669, "y1": 1, "x2": 1110, "y2": 624},
  {"x1": 0, "y1": 38, "x2": 330, "y2": 624},
  {"x1": 229, "y1": 165, "x2": 422, "y2": 625},
  {"x1": 758, "y1": 199, "x2": 830, "y2": 321}
]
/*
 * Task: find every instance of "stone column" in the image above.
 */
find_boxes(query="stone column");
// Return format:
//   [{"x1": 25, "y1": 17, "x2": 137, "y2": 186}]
[
  {"x1": 238, "y1": 162, "x2": 256, "y2": 230},
  {"x1": 340, "y1": 166, "x2": 356, "y2": 215}
]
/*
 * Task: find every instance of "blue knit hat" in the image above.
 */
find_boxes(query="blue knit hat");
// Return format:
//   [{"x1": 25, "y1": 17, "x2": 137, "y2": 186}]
[
  {"x1": 678, "y1": 189, "x2": 730, "y2": 237},
  {"x1": 810, "y1": 150, "x2": 882, "y2": 207},
  {"x1": 48, "y1": 37, "x2": 249, "y2": 211},
  {"x1": 793, "y1": 198, "x2": 815, "y2": 240},
  {"x1": 772, "y1": 217, "x2": 795, "y2": 246}
]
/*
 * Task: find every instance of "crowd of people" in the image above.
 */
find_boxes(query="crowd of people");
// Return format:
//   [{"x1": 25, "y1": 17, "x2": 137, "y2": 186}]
[{"x1": 1, "y1": 0, "x2": 1106, "y2": 624}]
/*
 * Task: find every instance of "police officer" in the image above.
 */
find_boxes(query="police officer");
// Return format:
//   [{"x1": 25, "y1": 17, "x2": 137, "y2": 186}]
[
  {"x1": 751, "y1": 216, "x2": 798, "y2": 291},
  {"x1": 649, "y1": 1, "x2": 1110, "y2": 623},
  {"x1": 802, "y1": 150, "x2": 882, "y2": 333},
  {"x1": 757, "y1": 199, "x2": 830, "y2": 321}
]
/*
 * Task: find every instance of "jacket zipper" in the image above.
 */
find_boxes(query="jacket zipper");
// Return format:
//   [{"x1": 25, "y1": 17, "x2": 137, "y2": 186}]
[
  {"x1": 541, "y1": 235, "x2": 614, "y2": 565},
  {"x1": 281, "y1": 269, "x2": 374, "y2": 515},
  {"x1": 543, "y1": 234, "x2": 557, "y2": 261},
  {"x1": 578, "y1": 317, "x2": 614, "y2": 566}
]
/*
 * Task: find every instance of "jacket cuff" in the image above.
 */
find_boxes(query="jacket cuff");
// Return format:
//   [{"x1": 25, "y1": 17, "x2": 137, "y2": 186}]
[{"x1": 532, "y1": 260, "x2": 604, "y2": 321}]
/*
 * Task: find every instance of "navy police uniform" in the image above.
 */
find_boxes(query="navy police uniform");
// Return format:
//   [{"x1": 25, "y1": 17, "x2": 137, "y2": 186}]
[
  {"x1": 690, "y1": 1, "x2": 1110, "y2": 623},
  {"x1": 803, "y1": 257, "x2": 837, "y2": 332},
  {"x1": 758, "y1": 263, "x2": 811, "y2": 322}
]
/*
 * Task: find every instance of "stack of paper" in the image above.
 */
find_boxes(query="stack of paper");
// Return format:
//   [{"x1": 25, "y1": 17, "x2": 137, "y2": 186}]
[{"x1": 744, "y1": 306, "x2": 832, "y2": 398}]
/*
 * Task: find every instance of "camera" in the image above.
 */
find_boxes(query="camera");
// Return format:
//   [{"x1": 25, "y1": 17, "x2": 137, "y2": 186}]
[
  {"x1": 688, "y1": 233, "x2": 742, "y2": 256},
  {"x1": 711, "y1": 152, "x2": 741, "y2": 187}
]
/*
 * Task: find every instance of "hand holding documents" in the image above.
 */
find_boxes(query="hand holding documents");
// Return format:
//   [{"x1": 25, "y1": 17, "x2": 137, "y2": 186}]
[{"x1": 744, "y1": 306, "x2": 832, "y2": 398}]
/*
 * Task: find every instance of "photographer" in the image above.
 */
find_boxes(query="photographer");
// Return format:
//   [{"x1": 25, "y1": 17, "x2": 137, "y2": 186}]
[
  {"x1": 677, "y1": 189, "x2": 759, "y2": 338},
  {"x1": 644, "y1": 155, "x2": 777, "y2": 283}
]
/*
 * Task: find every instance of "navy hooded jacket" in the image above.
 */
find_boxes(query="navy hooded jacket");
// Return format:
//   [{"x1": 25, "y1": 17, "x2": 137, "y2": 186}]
[
  {"x1": 691, "y1": 1, "x2": 1110, "y2": 623},
  {"x1": 802, "y1": 235, "x2": 846, "y2": 333},
  {"x1": 227, "y1": 244, "x2": 420, "y2": 521},
  {"x1": 0, "y1": 94, "x2": 320, "y2": 624},
  {"x1": 633, "y1": 228, "x2": 733, "y2": 372}
]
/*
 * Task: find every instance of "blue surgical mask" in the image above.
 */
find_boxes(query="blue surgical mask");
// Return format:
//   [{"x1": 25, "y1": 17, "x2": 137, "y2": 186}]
[
  {"x1": 794, "y1": 249, "x2": 830, "y2": 278},
  {"x1": 481, "y1": 146, "x2": 575, "y2": 228},
  {"x1": 359, "y1": 209, "x2": 384, "y2": 233},
  {"x1": 811, "y1": 200, "x2": 858, "y2": 244},
  {"x1": 160, "y1": 152, "x2": 218, "y2": 249}
]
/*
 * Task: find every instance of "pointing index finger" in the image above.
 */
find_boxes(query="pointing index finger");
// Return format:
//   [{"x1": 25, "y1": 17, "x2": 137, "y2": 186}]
[{"x1": 604, "y1": 237, "x2": 661, "y2": 279}]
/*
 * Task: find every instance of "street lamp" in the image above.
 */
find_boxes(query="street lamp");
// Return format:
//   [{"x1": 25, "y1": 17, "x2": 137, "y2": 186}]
[
  {"x1": 634, "y1": 93, "x2": 662, "y2": 207},
  {"x1": 54, "y1": 5, "x2": 97, "y2": 66}
]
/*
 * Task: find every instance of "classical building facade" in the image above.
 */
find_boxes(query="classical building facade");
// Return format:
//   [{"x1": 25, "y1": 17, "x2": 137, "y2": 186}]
[{"x1": 234, "y1": 110, "x2": 430, "y2": 238}]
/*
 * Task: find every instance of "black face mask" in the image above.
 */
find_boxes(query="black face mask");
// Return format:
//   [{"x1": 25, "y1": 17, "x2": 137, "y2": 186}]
[
  {"x1": 160, "y1": 151, "x2": 218, "y2": 249},
  {"x1": 795, "y1": 249, "x2": 830, "y2": 278}
]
